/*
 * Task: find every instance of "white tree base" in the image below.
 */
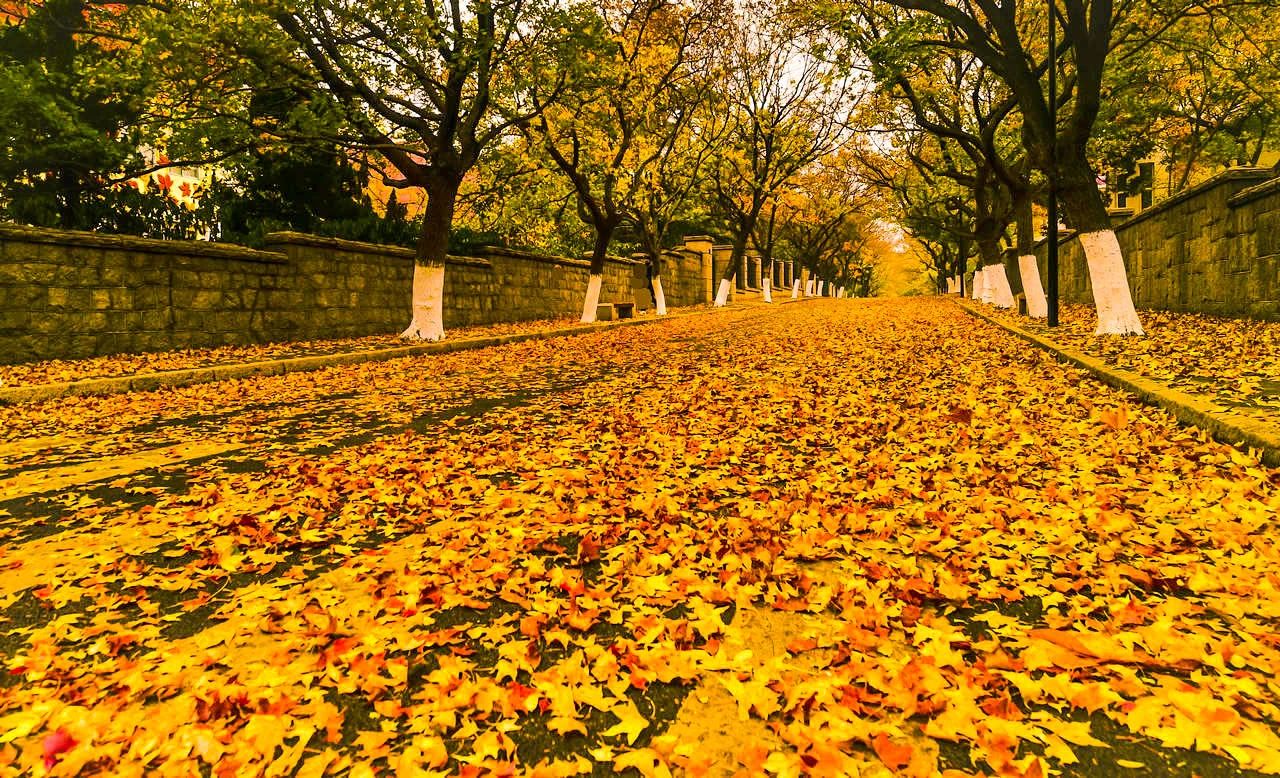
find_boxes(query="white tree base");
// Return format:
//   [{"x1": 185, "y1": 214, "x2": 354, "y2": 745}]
[
  {"x1": 762, "y1": 278, "x2": 772, "y2": 303},
  {"x1": 987, "y1": 264, "x2": 1017, "y2": 309},
  {"x1": 653, "y1": 275, "x2": 667, "y2": 315},
  {"x1": 581, "y1": 273, "x2": 603, "y2": 323},
  {"x1": 401, "y1": 263, "x2": 446, "y2": 342},
  {"x1": 1079, "y1": 230, "x2": 1144, "y2": 335},
  {"x1": 1018, "y1": 255, "x2": 1048, "y2": 318},
  {"x1": 714, "y1": 277, "x2": 732, "y2": 307},
  {"x1": 791, "y1": 280, "x2": 801, "y2": 299}
]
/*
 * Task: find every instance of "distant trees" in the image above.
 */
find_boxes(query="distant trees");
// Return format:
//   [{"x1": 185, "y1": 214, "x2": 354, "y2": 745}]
[
  {"x1": 837, "y1": 0, "x2": 1279, "y2": 333},
  {"x1": 522, "y1": 0, "x2": 725, "y2": 321},
  {"x1": 706, "y1": 3, "x2": 862, "y2": 306},
  {"x1": 776, "y1": 151, "x2": 882, "y2": 297}
]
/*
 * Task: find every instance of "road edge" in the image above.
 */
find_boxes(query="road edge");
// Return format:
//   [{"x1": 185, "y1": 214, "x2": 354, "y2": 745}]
[
  {"x1": 0, "y1": 299, "x2": 810, "y2": 406},
  {"x1": 960, "y1": 301, "x2": 1280, "y2": 467}
]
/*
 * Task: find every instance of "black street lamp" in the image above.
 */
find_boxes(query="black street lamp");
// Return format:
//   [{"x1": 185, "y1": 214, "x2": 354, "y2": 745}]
[{"x1": 1046, "y1": 0, "x2": 1060, "y2": 327}]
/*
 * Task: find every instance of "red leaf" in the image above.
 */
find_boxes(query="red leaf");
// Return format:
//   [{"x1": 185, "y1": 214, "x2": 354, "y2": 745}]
[
  {"x1": 43, "y1": 729, "x2": 76, "y2": 770},
  {"x1": 871, "y1": 733, "x2": 913, "y2": 772},
  {"x1": 578, "y1": 534, "x2": 601, "y2": 563}
]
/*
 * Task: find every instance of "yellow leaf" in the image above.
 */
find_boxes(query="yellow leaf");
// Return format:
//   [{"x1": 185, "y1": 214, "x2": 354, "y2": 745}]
[{"x1": 602, "y1": 699, "x2": 649, "y2": 745}]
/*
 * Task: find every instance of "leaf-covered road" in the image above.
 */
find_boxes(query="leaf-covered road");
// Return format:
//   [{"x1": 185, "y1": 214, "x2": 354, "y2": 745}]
[{"x1": 1, "y1": 299, "x2": 1278, "y2": 777}]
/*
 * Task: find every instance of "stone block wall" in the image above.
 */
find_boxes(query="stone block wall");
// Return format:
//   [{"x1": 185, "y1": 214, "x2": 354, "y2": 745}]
[
  {"x1": 0, "y1": 225, "x2": 665, "y2": 364},
  {"x1": 660, "y1": 248, "x2": 710, "y2": 308},
  {"x1": 1035, "y1": 168, "x2": 1280, "y2": 320}
]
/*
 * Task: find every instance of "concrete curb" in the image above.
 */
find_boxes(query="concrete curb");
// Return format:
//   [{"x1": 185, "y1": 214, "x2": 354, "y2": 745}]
[
  {"x1": 961, "y1": 302, "x2": 1280, "y2": 467},
  {"x1": 0, "y1": 300, "x2": 807, "y2": 406}
]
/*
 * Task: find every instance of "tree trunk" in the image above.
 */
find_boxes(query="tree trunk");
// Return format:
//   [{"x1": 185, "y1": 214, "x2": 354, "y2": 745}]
[
  {"x1": 761, "y1": 259, "x2": 773, "y2": 303},
  {"x1": 975, "y1": 230, "x2": 1015, "y2": 308},
  {"x1": 401, "y1": 175, "x2": 460, "y2": 341},
  {"x1": 792, "y1": 278, "x2": 801, "y2": 298},
  {"x1": 580, "y1": 228, "x2": 614, "y2": 323},
  {"x1": 985, "y1": 262, "x2": 1016, "y2": 308},
  {"x1": 1013, "y1": 192, "x2": 1047, "y2": 318},
  {"x1": 715, "y1": 231, "x2": 749, "y2": 307},
  {"x1": 1057, "y1": 152, "x2": 1144, "y2": 335},
  {"x1": 646, "y1": 252, "x2": 667, "y2": 316}
]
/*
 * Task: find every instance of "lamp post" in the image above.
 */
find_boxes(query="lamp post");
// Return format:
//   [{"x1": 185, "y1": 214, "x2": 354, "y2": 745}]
[{"x1": 1046, "y1": 0, "x2": 1059, "y2": 327}]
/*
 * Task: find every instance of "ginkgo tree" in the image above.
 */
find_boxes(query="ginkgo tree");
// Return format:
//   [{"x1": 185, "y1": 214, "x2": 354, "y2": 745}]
[
  {"x1": 223, "y1": 0, "x2": 564, "y2": 342},
  {"x1": 1096, "y1": 0, "x2": 1280, "y2": 193},
  {"x1": 524, "y1": 0, "x2": 726, "y2": 323},
  {"x1": 834, "y1": 0, "x2": 1148, "y2": 334},
  {"x1": 853, "y1": 11, "x2": 1047, "y2": 315}
]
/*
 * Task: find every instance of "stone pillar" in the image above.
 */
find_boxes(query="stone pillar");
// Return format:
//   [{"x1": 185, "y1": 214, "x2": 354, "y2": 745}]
[
  {"x1": 737, "y1": 254, "x2": 748, "y2": 291},
  {"x1": 751, "y1": 253, "x2": 762, "y2": 290},
  {"x1": 682, "y1": 235, "x2": 715, "y2": 304},
  {"x1": 630, "y1": 252, "x2": 653, "y2": 310}
]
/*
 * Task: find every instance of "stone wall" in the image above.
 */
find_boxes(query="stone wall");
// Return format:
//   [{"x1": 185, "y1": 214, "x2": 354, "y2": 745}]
[
  {"x1": 0, "y1": 224, "x2": 664, "y2": 364},
  {"x1": 1035, "y1": 168, "x2": 1280, "y2": 320},
  {"x1": 659, "y1": 247, "x2": 712, "y2": 308}
]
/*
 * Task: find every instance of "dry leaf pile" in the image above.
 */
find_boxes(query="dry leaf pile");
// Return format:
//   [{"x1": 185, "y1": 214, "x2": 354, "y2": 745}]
[
  {"x1": 985, "y1": 302, "x2": 1280, "y2": 417},
  {"x1": 0, "y1": 315, "x2": 587, "y2": 389},
  {"x1": 0, "y1": 298, "x2": 1278, "y2": 777}
]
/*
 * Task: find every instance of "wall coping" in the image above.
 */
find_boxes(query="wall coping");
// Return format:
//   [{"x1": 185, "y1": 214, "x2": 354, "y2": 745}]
[
  {"x1": 1228, "y1": 175, "x2": 1280, "y2": 207},
  {"x1": 1032, "y1": 229, "x2": 1078, "y2": 251},
  {"x1": 1117, "y1": 167, "x2": 1272, "y2": 230},
  {"x1": 1031, "y1": 167, "x2": 1272, "y2": 252},
  {"x1": 0, "y1": 223, "x2": 287, "y2": 264},
  {"x1": 262, "y1": 232, "x2": 490, "y2": 268},
  {"x1": 263, "y1": 231, "x2": 416, "y2": 258},
  {"x1": 478, "y1": 245, "x2": 641, "y2": 269}
]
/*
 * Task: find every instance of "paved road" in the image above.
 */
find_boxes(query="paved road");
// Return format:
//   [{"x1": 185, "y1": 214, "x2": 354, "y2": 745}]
[{"x1": 0, "y1": 299, "x2": 1276, "y2": 777}]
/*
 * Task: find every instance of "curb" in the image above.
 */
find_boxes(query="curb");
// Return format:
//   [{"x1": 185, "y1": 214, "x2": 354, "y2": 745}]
[
  {"x1": 0, "y1": 300, "x2": 803, "y2": 406},
  {"x1": 960, "y1": 302, "x2": 1280, "y2": 467}
]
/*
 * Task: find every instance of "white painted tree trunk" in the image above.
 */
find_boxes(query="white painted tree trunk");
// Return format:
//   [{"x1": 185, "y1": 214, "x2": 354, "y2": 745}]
[
  {"x1": 979, "y1": 267, "x2": 997, "y2": 304},
  {"x1": 970, "y1": 268, "x2": 984, "y2": 300},
  {"x1": 714, "y1": 277, "x2": 732, "y2": 307},
  {"x1": 762, "y1": 277, "x2": 772, "y2": 303},
  {"x1": 580, "y1": 273, "x2": 603, "y2": 323},
  {"x1": 817, "y1": 281, "x2": 825, "y2": 296},
  {"x1": 952, "y1": 274, "x2": 961, "y2": 294},
  {"x1": 946, "y1": 276, "x2": 957, "y2": 294},
  {"x1": 401, "y1": 262, "x2": 446, "y2": 341},
  {"x1": 792, "y1": 279, "x2": 801, "y2": 298},
  {"x1": 1018, "y1": 255, "x2": 1048, "y2": 318},
  {"x1": 987, "y1": 264, "x2": 1017, "y2": 309},
  {"x1": 1079, "y1": 230, "x2": 1144, "y2": 335},
  {"x1": 653, "y1": 275, "x2": 667, "y2": 315}
]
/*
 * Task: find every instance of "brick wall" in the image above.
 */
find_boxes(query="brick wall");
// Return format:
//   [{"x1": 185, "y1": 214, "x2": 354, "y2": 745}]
[
  {"x1": 0, "y1": 225, "x2": 675, "y2": 364},
  {"x1": 1035, "y1": 168, "x2": 1280, "y2": 320}
]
